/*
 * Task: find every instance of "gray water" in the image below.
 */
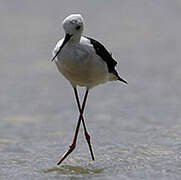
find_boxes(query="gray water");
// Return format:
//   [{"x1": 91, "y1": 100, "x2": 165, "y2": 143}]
[{"x1": 1, "y1": 0, "x2": 181, "y2": 179}]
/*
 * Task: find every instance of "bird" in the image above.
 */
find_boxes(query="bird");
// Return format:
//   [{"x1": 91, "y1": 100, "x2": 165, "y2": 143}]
[{"x1": 51, "y1": 14, "x2": 127, "y2": 165}]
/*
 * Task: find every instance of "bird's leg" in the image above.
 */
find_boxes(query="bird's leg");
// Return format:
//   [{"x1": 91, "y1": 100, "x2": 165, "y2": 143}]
[
  {"x1": 57, "y1": 88, "x2": 89, "y2": 165},
  {"x1": 73, "y1": 87, "x2": 95, "y2": 161}
]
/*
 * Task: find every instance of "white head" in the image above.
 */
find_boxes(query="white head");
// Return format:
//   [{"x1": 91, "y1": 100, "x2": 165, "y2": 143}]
[
  {"x1": 62, "y1": 14, "x2": 84, "y2": 37},
  {"x1": 51, "y1": 14, "x2": 84, "y2": 61}
]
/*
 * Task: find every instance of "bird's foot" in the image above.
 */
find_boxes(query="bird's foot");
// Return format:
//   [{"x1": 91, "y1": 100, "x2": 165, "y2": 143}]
[{"x1": 57, "y1": 143, "x2": 76, "y2": 165}]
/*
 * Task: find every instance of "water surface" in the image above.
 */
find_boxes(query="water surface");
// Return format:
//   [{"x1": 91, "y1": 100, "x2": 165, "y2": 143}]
[{"x1": 1, "y1": 0, "x2": 181, "y2": 179}]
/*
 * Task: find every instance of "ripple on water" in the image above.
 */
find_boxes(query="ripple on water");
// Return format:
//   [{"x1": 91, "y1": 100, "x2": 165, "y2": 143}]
[{"x1": 44, "y1": 165, "x2": 103, "y2": 175}]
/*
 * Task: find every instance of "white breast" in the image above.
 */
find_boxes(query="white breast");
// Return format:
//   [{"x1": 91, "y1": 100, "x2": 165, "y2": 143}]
[{"x1": 53, "y1": 36, "x2": 109, "y2": 88}]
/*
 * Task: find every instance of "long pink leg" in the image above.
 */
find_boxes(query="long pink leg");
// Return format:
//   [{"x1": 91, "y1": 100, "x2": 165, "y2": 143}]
[
  {"x1": 73, "y1": 87, "x2": 95, "y2": 161},
  {"x1": 57, "y1": 88, "x2": 89, "y2": 165}
]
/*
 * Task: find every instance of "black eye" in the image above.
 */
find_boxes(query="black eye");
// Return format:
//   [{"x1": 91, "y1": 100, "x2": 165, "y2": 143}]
[{"x1": 76, "y1": 25, "x2": 81, "y2": 30}]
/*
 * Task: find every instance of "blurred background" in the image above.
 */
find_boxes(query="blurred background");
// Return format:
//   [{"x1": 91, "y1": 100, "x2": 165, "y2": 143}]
[{"x1": 0, "y1": 0, "x2": 181, "y2": 179}]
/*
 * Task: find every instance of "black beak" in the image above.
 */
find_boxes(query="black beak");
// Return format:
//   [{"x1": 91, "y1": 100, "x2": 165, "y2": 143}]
[{"x1": 52, "y1": 34, "x2": 72, "y2": 62}]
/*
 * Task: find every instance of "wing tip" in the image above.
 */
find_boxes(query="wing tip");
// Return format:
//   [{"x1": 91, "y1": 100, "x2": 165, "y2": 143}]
[
  {"x1": 112, "y1": 70, "x2": 128, "y2": 84},
  {"x1": 117, "y1": 76, "x2": 128, "y2": 84}
]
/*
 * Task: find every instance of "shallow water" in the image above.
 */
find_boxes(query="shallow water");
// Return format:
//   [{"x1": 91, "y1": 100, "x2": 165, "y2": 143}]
[{"x1": 1, "y1": 0, "x2": 181, "y2": 179}]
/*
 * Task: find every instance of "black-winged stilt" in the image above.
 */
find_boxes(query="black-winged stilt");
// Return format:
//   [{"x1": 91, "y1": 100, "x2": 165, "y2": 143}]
[{"x1": 52, "y1": 14, "x2": 127, "y2": 165}]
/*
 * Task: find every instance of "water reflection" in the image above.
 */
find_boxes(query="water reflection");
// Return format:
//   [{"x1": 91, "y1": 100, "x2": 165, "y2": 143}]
[
  {"x1": 1, "y1": 0, "x2": 181, "y2": 180},
  {"x1": 44, "y1": 165, "x2": 103, "y2": 175}
]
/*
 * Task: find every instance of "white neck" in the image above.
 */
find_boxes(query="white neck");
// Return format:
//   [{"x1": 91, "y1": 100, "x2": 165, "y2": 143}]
[{"x1": 70, "y1": 34, "x2": 81, "y2": 42}]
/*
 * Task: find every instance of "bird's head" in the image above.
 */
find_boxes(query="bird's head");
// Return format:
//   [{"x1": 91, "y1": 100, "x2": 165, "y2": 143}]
[
  {"x1": 62, "y1": 14, "x2": 84, "y2": 38},
  {"x1": 51, "y1": 14, "x2": 84, "y2": 62}
]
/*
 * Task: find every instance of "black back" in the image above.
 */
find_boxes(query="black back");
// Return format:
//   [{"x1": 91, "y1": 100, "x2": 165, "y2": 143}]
[{"x1": 85, "y1": 37, "x2": 117, "y2": 73}]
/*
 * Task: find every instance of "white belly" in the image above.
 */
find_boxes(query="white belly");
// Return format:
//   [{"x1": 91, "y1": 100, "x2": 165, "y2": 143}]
[
  {"x1": 53, "y1": 37, "x2": 110, "y2": 87},
  {"x1": 55, "y1": 53, "x2": 108, "y2": 87}
]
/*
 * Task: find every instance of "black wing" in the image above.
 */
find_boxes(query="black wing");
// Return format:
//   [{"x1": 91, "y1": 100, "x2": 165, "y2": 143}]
[{"x1": 85, "y1": 36, "x2": 117, "y2": 73}]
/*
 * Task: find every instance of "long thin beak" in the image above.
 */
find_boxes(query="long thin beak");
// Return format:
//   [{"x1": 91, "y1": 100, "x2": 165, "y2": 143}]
[{"x1": 52, "y1": 34, "x2": 72, "y2": 62}]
